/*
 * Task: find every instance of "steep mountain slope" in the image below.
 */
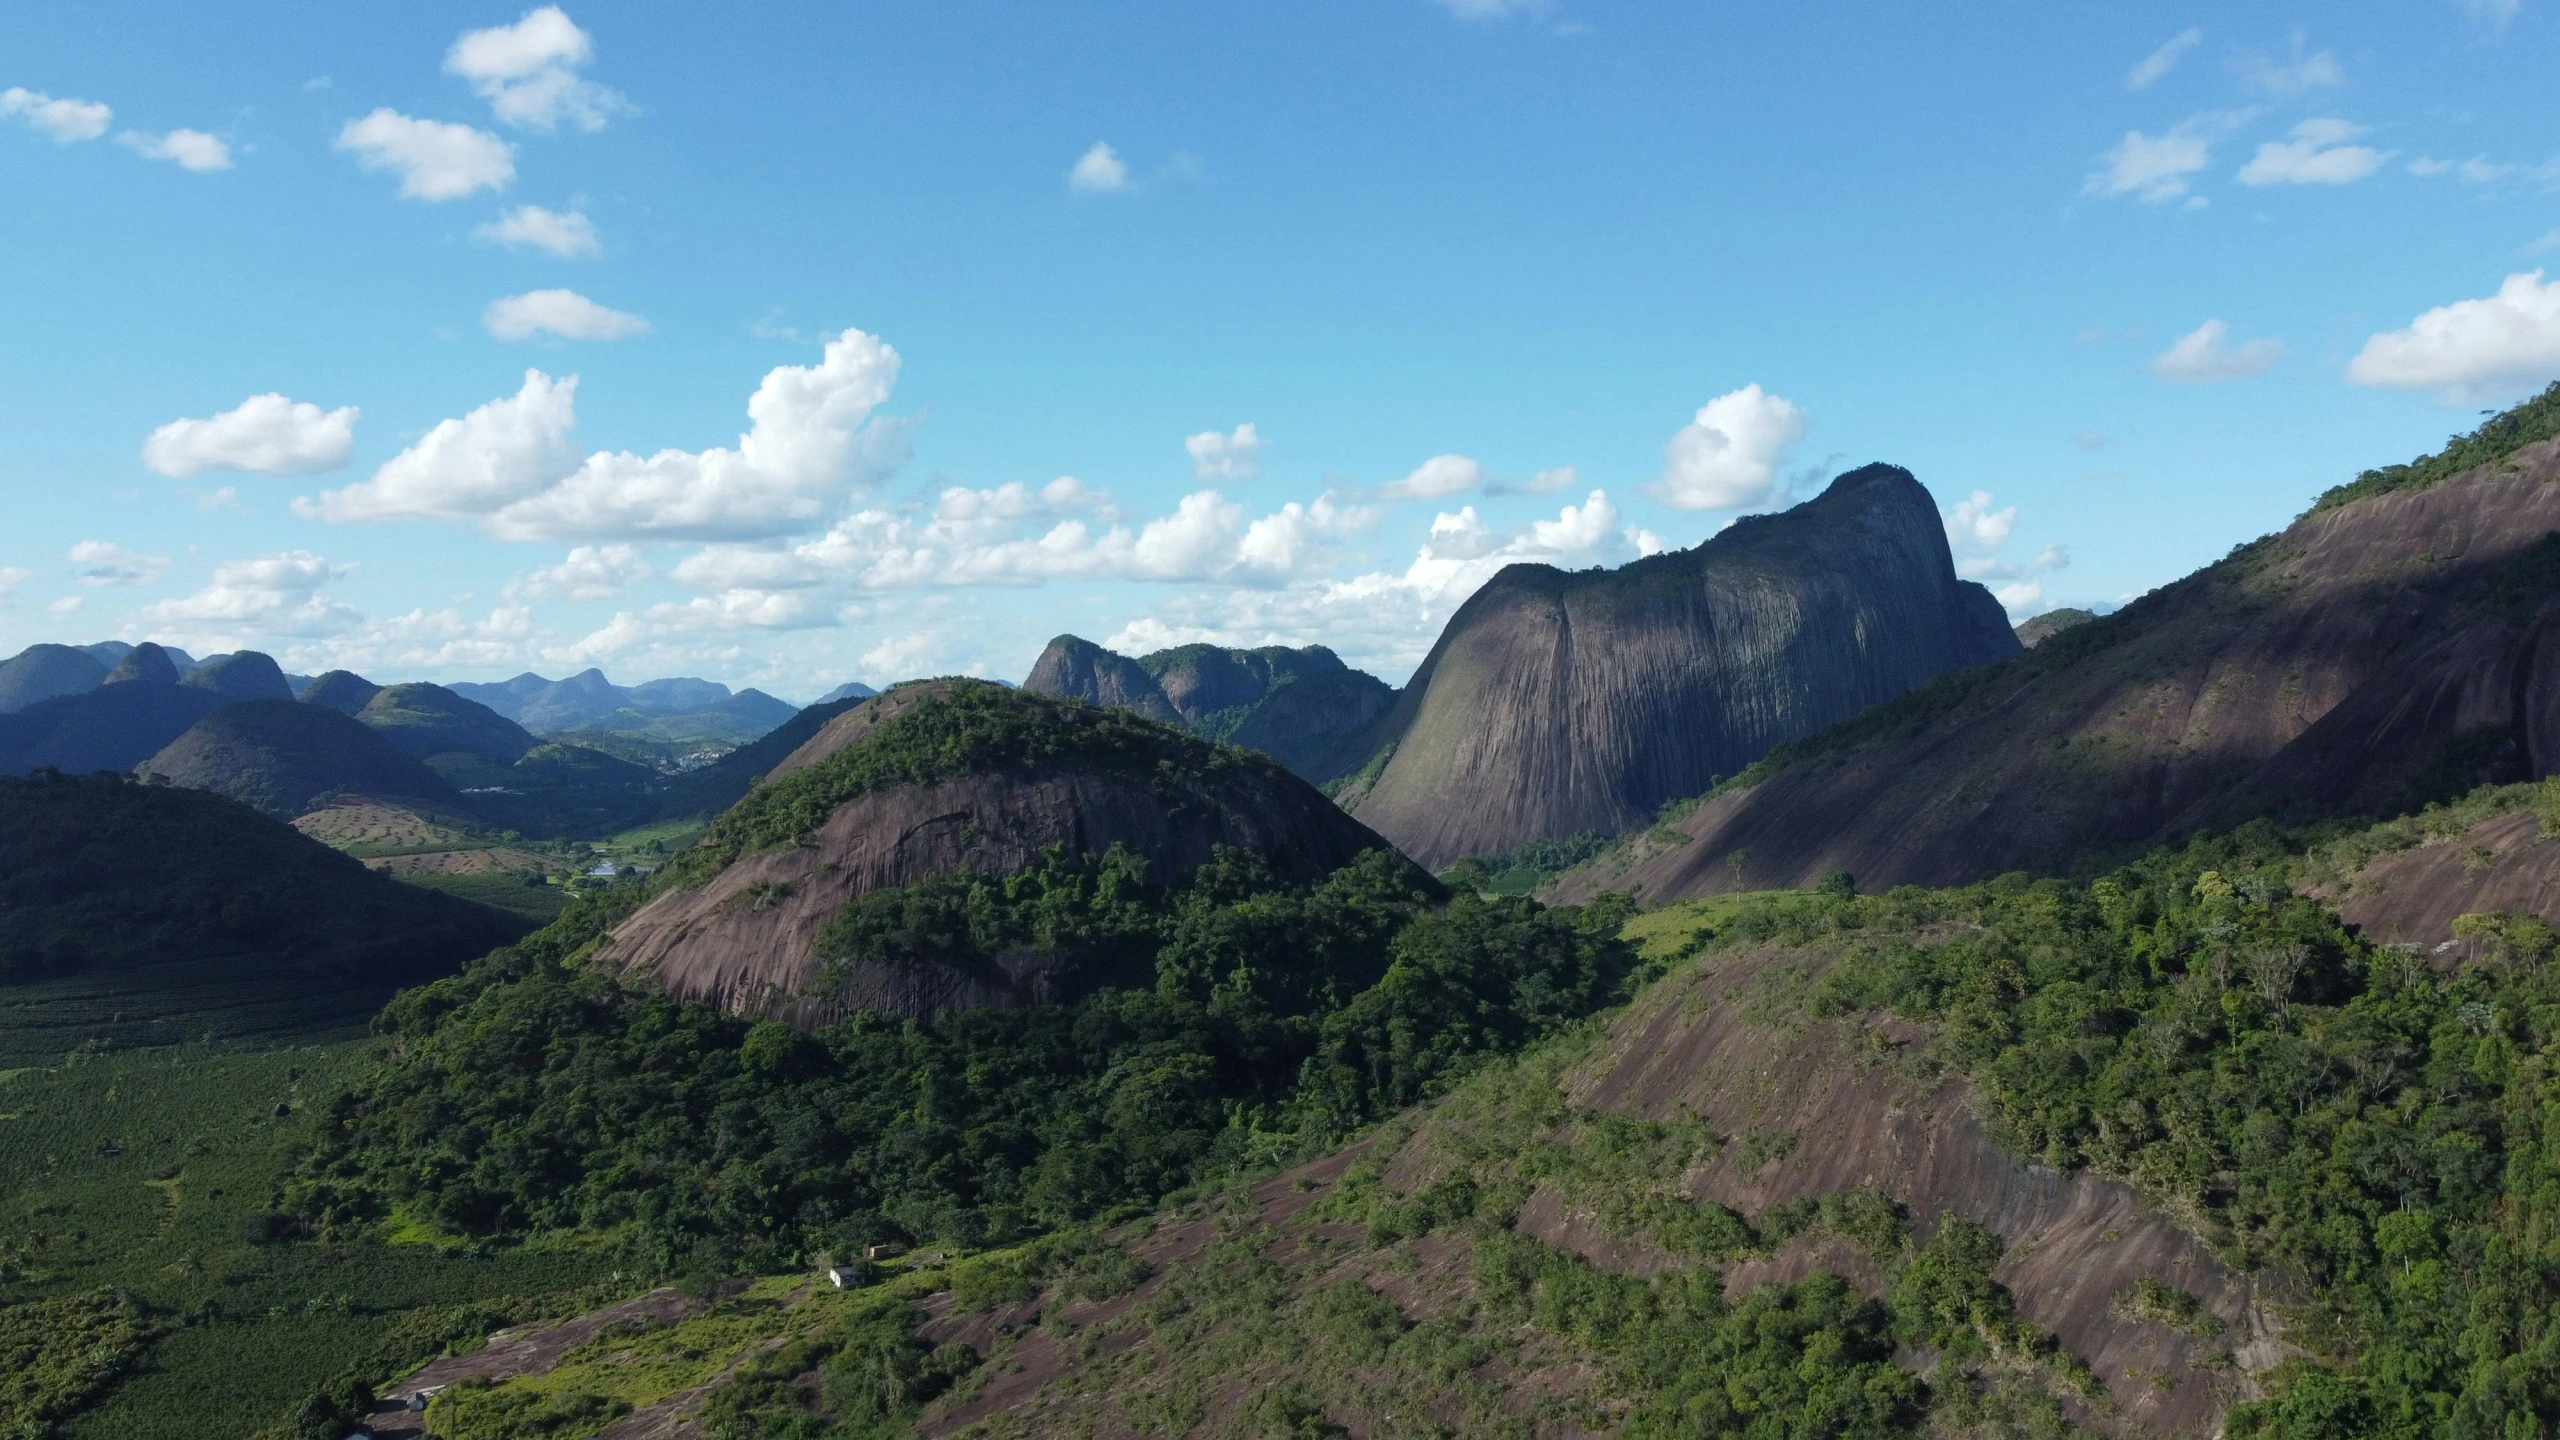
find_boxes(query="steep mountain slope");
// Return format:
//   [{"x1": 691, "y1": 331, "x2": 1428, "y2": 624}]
[
  {"x1": 816, "y1": 680, "x2": 879, "y2": 704},
  {"x1": 1021, "y1": 635, "x2": 1184, "y2": 725},
  {"x1": 604, "y1": 680, "x2": 1395, "y2": 1023},
  {"x1": 139, "y1": 700, "x2": 456, "y2": 817},
  {"x1": 1556, "y1": 398, "x2": 2560, "y2": 902},
  {"x1": 1024, "y1": 636, "x2": 1399, "y2": 781},
  {"x1": 0, "y1": 643, "x2": 107, "y2": 712},
  {"x1": 355, "y1": 683, "x2": 538, "y2": 764},
  {"x1": 0, "y1": 771, "x2": 521, "y2": 1061},
  {"x1": 179, "y1": 649, "x2": 294, "y2": 702},
  {"x1": 1343, "y1": 464, "x2": 2017, "y2": 869}
]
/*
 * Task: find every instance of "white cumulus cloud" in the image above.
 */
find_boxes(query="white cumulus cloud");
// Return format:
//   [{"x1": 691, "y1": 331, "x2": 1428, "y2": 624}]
[
  {"x1": 445, "y1": 6, "x2": 630, "y2": 133},
  {"x1": 486, "y1": 330, "x2": 907, "y2": 542},
  {"x1": 484, "y1": 288, "x2": 649, "y2": 341},
  {"x1": 144, "y1": 394, "x2": 358, "y2": 477},
  {"x1": 1652, "y1": 384, "x2": 1807, "y2": 510},
  {"x1": 2151, "y1": 320, "x2": 2286, "y2": 383},
  {"x1": 2346, "y1": 271, "x2": 2560, "y2": 402},
  {"x1": 335, "y1": 109, "x2": 513, "y2": 200},
  {"x1": 305, "y1": 370, "x2": 581, "y2": 523},
  {"x1": 1069, "y1": 142, "x2": 1129, "y2": 194},
  {"x1": 2237, "y1": 118, "x2": 2388, "y2": 186},
  {"x1": 128, "y1": 551, "x2": 361, "y2": 644},
  {"x1": 68, "y1": 541, "x2": 169, "y2": 587},
  {"x1": 118, "y1": 128, "x2": 230, "y2": 171},
  {"x1": 1, "y1": 87, "x2": 110, "y2": 142},
  {"x1": 1383, "y1": 455, "x2": 1484, "y2": 502},
  {"x1": 2126, "y1": 28, "x2": 2202, "y2": 90},
  {"x1": 473, "y1": 204, "x2": 600, "y2": 257},
  {"x1": 1185, "y1": 422, "x2": 1264, "y2": 481},
  {"x1": 1943, "y1": 492, "x2": 2017, "y2": 554}
]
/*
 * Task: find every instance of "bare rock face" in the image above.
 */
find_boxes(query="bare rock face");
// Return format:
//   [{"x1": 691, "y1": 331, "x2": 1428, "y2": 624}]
[
  {"x1": 1021, "y1": 637, "x2": 1183, "y2": 726},
  {"x1": 1023, "y1": 637, "x2": 1398, "y2": 783},
  {"x1": 1556, "y1": 435, "x2": 2560, "y2": 903},
  {"x1": 1343, "y1": 464, "x2": 2018, "y2": 869},
  {"x1": 603, "y1": 681, "x2": 1395, "y2": 1025}
]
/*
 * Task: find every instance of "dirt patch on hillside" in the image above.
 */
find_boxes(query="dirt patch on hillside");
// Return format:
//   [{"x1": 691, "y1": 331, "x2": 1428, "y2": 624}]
[
  {"x1": 361, "y1": 1287, "x2": 705, "y2": 1439},
  {"x1": 1544, "y1": 946, "x2": 2291, "y2": 1435},
  {"x1": 362, "y1": 846, "x2": 560, "y2": 877}
]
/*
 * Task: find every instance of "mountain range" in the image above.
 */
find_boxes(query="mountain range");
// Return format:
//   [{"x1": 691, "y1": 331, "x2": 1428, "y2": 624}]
[
  {"x1": 1555, "y1": 396, "x2": 2560, "y2": 903},
  {"x1": 16, "y1": 387, "x2": 2560, "y2": 1439}
]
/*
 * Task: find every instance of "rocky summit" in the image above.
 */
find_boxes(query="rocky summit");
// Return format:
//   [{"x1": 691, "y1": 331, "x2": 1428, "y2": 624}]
[{"x1": 1339, "y1": 463, "x2": 2018, "y2": 869}]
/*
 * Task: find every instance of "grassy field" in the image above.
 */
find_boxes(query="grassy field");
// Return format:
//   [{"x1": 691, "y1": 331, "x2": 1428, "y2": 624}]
[
  {"x1": 396, "y1": 870, "x2": 573, "y2": 924},
  {"x1": 0, "y1": 1042, "x2": 633, "y2": 1439}
]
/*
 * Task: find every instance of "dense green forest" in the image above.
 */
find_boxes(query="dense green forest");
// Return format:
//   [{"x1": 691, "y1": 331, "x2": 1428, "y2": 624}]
[{"x1": 289, "y1": 843, "x2": 1641, "y2": 1274}]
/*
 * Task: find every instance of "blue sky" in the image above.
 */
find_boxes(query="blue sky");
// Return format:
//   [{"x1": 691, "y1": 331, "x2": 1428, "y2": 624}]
[{"x1": 3, "y1": 1, "x2": 2556, "y2": 699}]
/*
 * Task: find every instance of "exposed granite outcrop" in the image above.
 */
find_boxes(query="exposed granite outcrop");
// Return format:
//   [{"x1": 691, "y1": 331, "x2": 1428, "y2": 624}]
[
  {"x1": 1554, "y1": 437, "x2": 2560, "y2": 902},
  {"x1": 1345, "y1": 464, "x2": 2018, "y2": 869}
]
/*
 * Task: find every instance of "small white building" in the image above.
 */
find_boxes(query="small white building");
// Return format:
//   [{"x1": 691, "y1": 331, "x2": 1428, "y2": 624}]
[{"x1": 827, "y1": 1265, "x2": 864, "y2": 1288}]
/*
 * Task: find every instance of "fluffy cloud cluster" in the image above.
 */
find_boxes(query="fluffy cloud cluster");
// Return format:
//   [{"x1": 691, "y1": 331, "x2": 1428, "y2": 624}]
[
  {"x1": 2151, "y1": 320, "x2": 2285, "y2": 383},
  {"x1": 2347, "y1": 270, "x2": 2560, "y2": 401},
  {"x1": 1652, "y1": 384, "x2": 1806, "y2": 510},
  {"x1": 483, "y1": 288, "x2": 649, "y2": 341},
  {"x1": 335, "y1": 108, "x2": 513, "y2": 200},
  {"x1": 661, "y1": 478, "x2": 1370, "y2": 597},
  {"x1": 144, "y1": 393, "x2": 359, "y2": 477},
  {"x1": 445, "y1": 6, "x2": 630, "y2": 132},
  {"x1": 1, "y1": 86, "x2": 110, "y2": 142},
  {"x1": 128, "y1": 551, "x2": 361, "y2": 644},
  {"x1": 1942, "y1": 491, "x2": 2068, "y2": 616},
  {"x1": 1098, "y1": 490, "x2": 1662, "y2": 676},
  {"x1": 305, "y1": 330, "x2": 905, "y2": 542},
  {"x1": 519, "y1": 544, "x2": 650, "y2": 600},
  {"x1": 2238, "y1": 118, "x2": 2387, "y2": 186},
  {"x1": 475, "y1": 204, "x2": 600, "y2": 257},
  {"x1": 1185, "y1": 422, "x2": 1263, "y2": 481}
]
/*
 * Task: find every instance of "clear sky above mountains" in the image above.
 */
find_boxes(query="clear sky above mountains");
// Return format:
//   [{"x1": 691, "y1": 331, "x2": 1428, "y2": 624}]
[{"x1": 2, "y1": 1, "x2": 2554, "y2": 696}]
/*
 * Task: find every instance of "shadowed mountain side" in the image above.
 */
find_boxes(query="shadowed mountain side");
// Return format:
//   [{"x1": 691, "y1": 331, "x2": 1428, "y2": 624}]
[
  {"x1": 0, "y1": 643, "x2": 108, "y2": 713},
  {"x1": 1554, "y1": 435, "x2": 2560, "y2": 903},
  {"x1": 1345, "y1": 464, "x2": 2018, "y2": 869},
  {"x1": 0, "y1": 771, "x2": 523, "y2": 1060},
  {"x1": 605, "y1": 682, "x2": 1395, "y2": 1026},
  {"x1": 0, "y1": 679, "x2": 220, "y2": 776},
  {"x1": 139, "y1": 701, "x2": 458, "y2": 818}
]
